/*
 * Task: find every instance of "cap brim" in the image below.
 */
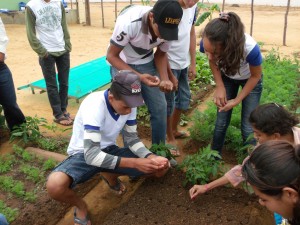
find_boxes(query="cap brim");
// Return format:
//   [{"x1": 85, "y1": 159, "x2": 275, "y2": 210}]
[
  {"x1": 122, "y1": 94, "x2": 144, "y2": 108},
  {"x1": 158, "y1": 26, "x2": 178, "y2": 41}
]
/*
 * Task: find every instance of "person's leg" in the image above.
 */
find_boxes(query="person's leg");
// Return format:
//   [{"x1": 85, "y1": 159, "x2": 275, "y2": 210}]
[
  {"x1": 0, "y1": 64, "x2": 25, "y2": 131},
  {"x1": 39, "y1": 55, "x2": 64, "y2": 119},
  {"x1": 240, "y1": 77, "x2": 263, "y2": 145},
  {"x1": 129, "y1": 61, "x2": 167, "y2": 145},
  {"x1": 56, "y1": 52, "x2": 70, "y2": 116},
  {"x1": 172, "y1": 68, "x2": 190, "y2": 138},
  {"x1": 47, "y1": 154, "x2": 103, "y2": 224},
  {"x1": 211, "y1": 76, "x2": 239, "y2": 155},
  {"x1": 165, "y1": 83, "x2": 176, "y2": 146}
]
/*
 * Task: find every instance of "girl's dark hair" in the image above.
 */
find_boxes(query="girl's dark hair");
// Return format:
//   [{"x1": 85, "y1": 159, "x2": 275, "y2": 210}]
[
  {"x1": 203, "y1": 12, "x2": 245, "y2": 75},
  {"x1": 249, "y1": 103, "x2": 299, "y2": 136},
  {"x1": 242, "y1": 141, "x2": 300, "y2": 224}
]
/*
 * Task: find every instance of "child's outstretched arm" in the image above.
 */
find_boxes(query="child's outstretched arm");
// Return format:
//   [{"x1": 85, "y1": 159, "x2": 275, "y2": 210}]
[
  {"x1": 189, "y1": 164, "x2": 246, "y2": 200},
  {"x1": 189, "y1": 175, "x2": 230, "y2": 200}
]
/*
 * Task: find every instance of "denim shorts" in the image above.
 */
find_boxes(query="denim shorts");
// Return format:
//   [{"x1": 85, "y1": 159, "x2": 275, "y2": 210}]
[
  {"x1": 165, "y1": 68, "x2": 191, "y2": 116},
  {"x1": 52, "y1": 145, "x2": 145, "y2": 188}
]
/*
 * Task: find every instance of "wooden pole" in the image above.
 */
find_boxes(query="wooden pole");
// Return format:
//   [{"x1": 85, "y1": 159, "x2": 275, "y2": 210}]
[
  {"x1": 115, "y1": 0, "x2": 117, "y2": 21},
  {"x1": 85, "y1": 0, "x2": 91, "y2": 26},
  {"x1": 222, "y1": 0, "x2": 225, "y2": 12},
  {"x1": 101, "y1": 0, "x2": 104, "y2": 28},
  {"x1": 283, "y1": 0, "x2": 291, "y2": 46},
  {"x1": 250, "y1": 0, "x2": 254, "y2": 35}
]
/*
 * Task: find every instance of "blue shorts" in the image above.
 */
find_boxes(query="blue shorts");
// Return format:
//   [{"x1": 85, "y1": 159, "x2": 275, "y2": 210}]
[
  {"x1": 52, "y1": 145, "x2": 145, "y2": 188},
  {"x1": 165, "y1": 68, "x2": 191, "y2": 116}
]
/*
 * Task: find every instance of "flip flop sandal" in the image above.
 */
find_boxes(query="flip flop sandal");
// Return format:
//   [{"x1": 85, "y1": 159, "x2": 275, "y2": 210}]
[
  {"x1": 53, "y1": 115, "x2": 73, "y2": 126},
  {"x1": 100, "y1": 175, "x2": 127, "y2": 195},
  {"x1": 64, "y1": 112, "x2": 74, "y2": 121},
  {"x1": 166, "y1": 144, "x2": 180, "y2": 156},
  {"x1": 174, "y1": 131, "x2": 189, "y2": 139},
  {"x1": 74, "y1": 207, "x2": 90, "y2": 225}
]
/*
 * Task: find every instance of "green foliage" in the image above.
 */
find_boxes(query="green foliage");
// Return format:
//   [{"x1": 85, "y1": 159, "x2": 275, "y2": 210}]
[
  {"x1": 13, "y1": 145, "x2": 34, "y2": 162},
  {"x1": 137, "y1": 105, "x2": 150, "y2": 127},
  {"x1": 190, "y1": 52, "x2": 214, "y2": 93},
  {"x1": 0, "y1": 175, "x2": 37, "y2": 201},
  {"x1": 20, "y1": 164, "x2": 44, "y2": 183},
  {"x1": 150, "y1": 143, "x2": 175, "y2": 160},
  {"x1": 0, "y1": 200, "x2": 18, "y2": 223},
  {"x1": 179, "y1": 145, "x2": 222, "y2": 186},
  {"x1": 10, "y1": 116, "x2": 47, "y2": 144},
  {"x1": 195, "y1": 3, "x2": 220, "y2": 26},
  {"x1": 36, "y1": 137, "x2": 68, "y2": 154},
  {"x1": 0, "y1": 154, "x2": 16, "y2": 173},
  {"x1": 42, "y1": 159, "x2": 57, "y2": 171}
]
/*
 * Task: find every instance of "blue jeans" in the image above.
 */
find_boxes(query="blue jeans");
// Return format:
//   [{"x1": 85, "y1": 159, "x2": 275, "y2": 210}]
[
  {"x1": 211, "y1": 75, "x2": 263, "y2": 154},
  {"x1": 0, "y1": 63, "x2": 25, "y2": 131},
  {"x1": 39, "y1": 52, "x2": 70, "y2": 119},
  {"x1": 165, "y1": 68, "x2": 191, "y2": 116},
  {"x1": 52, "y1": 145, "x2": 145, "y2": 188},
  {"x1": 0, "y1": 213, "x2": 9, "y2": 225},
  {"x1": 110, "y1": 60, "x2": 167, "y2": 145}
]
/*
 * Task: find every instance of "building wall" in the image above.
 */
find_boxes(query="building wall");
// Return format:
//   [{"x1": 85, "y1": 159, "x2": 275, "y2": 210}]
[{"x1": 0, "y1": 0, "x2": 30, "y2": 11}]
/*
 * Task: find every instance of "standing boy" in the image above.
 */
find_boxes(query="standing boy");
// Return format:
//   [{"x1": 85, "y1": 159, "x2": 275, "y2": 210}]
[
  {"x1": 106, "y1": 0, "x2": 183, "y2": 145},
  {"x1": 25, "y1": 0, "x2": 72, "y2": 126}
]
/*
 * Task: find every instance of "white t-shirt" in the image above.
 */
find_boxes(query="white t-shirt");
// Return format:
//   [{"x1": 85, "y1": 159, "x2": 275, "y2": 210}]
[
  {"x1": 109, "y1": 5, "x2": 170, "y2": 65},
  {"x1": 200, "y1": 33, "x2": 262, "y2": 80},
  {"x1": 168, "y1": 5, "x2": 197, "y2": 70},
  {"x1": 0, "y1": 18, "x2": 8, "y2": 56},
  {"x1": 67, "y1": 90, "x2": 137, "y2": 156},
  {"x1": 27, "y1": 0, "x2": 65, "y2": 52}
]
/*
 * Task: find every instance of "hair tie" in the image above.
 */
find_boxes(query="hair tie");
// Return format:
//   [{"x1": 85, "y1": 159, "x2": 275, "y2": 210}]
[{"x1": 219, "y1": 12, "x2": 230, "y2": 22}]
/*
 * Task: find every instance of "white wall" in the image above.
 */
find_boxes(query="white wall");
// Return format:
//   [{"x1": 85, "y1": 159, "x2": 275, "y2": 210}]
[{"x1": 65, "y1": 0, "x2": 300, "y2": 7}]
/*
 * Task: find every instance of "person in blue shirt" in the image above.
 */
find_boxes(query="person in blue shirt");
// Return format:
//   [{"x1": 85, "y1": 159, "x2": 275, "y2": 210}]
[{"x1": 0, "y1": 213, "x2": 9, "y2": 225}]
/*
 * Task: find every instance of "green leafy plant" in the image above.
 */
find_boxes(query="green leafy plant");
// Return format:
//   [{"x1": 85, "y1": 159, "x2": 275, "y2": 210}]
[
  {"x1": 0, "y1": 200, "x2": 18, "y2": 223},
  {"x1": 10, "y1": 116, "x2": 47, "y2": 144},
  {"x1": 20, "y1": 164, "x2": 44, "y2": 183},
  {"x1": 195, "y1": 3, "x2": 220, "y2": 26},
  {"x1": 13, "y1": 145, "x2": 34, "y2": 162},
  {"x1": 0, "y1": 154, "x2": 16, "y2": 173},
  {"x1": 179, "y1": 145, "x2": 222, "y2": 186},
  {"x1": 0, "y1": 175, "x2": 37, "y2": 202},
  {"x1": 137, "y1": 105, "x2": 150, "y2": 127},
  {"x1": 42, "y1": 159, "x2": 57, "y2": 171},
  {"x1": 149, "y1": 143, "x2": 175, "y2": 160}
]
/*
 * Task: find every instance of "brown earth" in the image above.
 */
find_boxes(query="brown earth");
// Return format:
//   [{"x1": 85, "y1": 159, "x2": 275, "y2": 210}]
[{"x1": 0, "y1": 2, "x2": 299, "y2": 225}]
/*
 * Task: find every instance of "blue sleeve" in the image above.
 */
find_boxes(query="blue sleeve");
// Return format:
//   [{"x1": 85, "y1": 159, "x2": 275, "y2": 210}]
[
  {"x1": 199, "y1": 39, "x2": 204, "y2": 53},
  {"x1": 192, "y1": 7, "x2": 197, "y2": 25},
  {"x1": 246, "y1": 44, "x2": 262, "y2": 66},
  {"x1": 126, "y1": 119, "x2": 137, "y2": 126}
]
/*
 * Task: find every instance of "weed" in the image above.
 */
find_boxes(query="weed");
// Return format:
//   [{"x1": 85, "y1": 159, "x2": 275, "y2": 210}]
[
  {"x1": 0, "y1": 200, "x2": 18, "y2": 223},
  {"x1": 0, "y1": 154, "x2": 16, "y2": 173},
  {"x1": 10, "y1": 116, "x2": 47, "y2": 144},
  {"x1": 179, "y1": 145, "x2": 222, "y2": 186},
  {"x1": 42, "y1": 159, "x2": 57, "y2": 171},
  {"x1": 20, "y1": 164, "x2": 44, "y2": 183},
  {"x1": 13, "y1": 145, "x2": 34, "y2": 161}
]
